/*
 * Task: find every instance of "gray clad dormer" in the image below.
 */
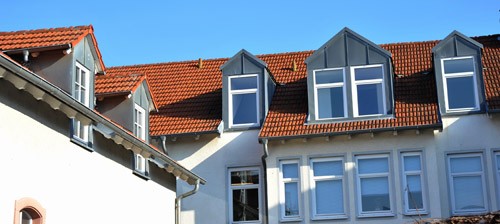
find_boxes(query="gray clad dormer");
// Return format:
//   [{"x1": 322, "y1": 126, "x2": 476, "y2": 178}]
[
  {"x1": 306, "y1": 28, "x2": 394, "y2": 123},
  {"x1": 432, "y1": 31, "x2": 485, "y2": 115},
  {"x1": 220, "y1": 49, "x2": 276, "y2": 131}
]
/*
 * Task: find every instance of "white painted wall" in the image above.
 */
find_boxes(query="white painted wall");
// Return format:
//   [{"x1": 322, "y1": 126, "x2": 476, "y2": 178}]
[
  {"x1": 164, "y1": 130, "x2": 264, "y2": 224},
  {"x1": 0, "y1": 84, "x2": 177, "y2": 224},
  {"x1": 265, "y1": 114, "x2": 500, "y2": 224}
]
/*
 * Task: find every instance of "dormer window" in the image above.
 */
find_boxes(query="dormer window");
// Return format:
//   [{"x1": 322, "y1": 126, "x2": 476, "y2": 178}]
[
  {"x1": 73, "y1": 62, "x2": 90, "y2": 142},
  {"x1": 313, "y1": 68, "x2": 347, "y2": 119},
  {"x1": 441, "y1": 57, "x2": 479, "y2": 111},
  {"x1": 229, "y1": 74, "x2": 259, "y2": 127},
  {"x1": 352, "y1": 65, "x2": 386, "y2": 117},
  {"x1": 134, "y1": 104, "x2": 146, "y2": 140}
]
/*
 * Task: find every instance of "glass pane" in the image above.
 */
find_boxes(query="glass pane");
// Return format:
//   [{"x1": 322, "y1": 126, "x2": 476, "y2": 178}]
[
  {"x1": 354, "y1": 66, "x2": 383, "y2": 81},
  {"x1": 447, "y1": 76, "x2": 476, "y2": 109},
  {"x1": 80, "y1": 70, "x2": 87, "y2": 88},
  {"x1": 404, "y1": 155, "x2": 421, "y2": 172},
  {"x1": 453, "y1": 176, "x2": 485, "y2": 211},
  {"x1": 497, "y1": 155, "x2": 500, "y2": 171},
  {"x1": 406, "y1": 175, "x2": 424, "y2": 210},
  {"x1": 232, "y1": 93, "x2": 257, "y2": 125},
  {"x1": 444, "y1": 58, "x2": 474, "y2": 74},
  {"x1": 361, "y1": 177, "x2": 390, "y2": 212},
  {"x1": 282, "y1": 163, "x2": 298, "y2": 179},
  {"x1": 284, "y1": 182, "x2": 299, "y2": 216},
  {"x1": 450, "y1": 156, "x2": 482, "y2": 173},
  {"x1": 315, "y1": 69, "x2": 344, "y2": 84},
  {"x1": 313, "y1": 160, "x2": 343, "y2": 177},
  {"x1": 358, "y1": 157, "x2": 388, "y2": 174},
  {"x1": 21, "y1": 210, "x2": 32, "y2": 224},
  {"x1": 232, "y1": 188, "x2": 259, "y2": 221},
  {"x1": 357, "y1": 83, "x2": 384, "y2": 116},
  {"x1": 317, "y1": 87, "x2": 344, "y2": 119},
  {"x1": 231, "y1": 170, "x2": 259, "y2": 185},
  {"x1": 316, "y1": 180, "x2": 343, "y2": 214},
  {"x1": 231, "y1": 76, "x2": 257, "y2": 90}
]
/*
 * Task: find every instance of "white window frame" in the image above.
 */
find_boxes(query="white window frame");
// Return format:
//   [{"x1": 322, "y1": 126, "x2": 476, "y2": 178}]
[
  {"x1": 228, "y1": 167, "x2": 262, "y2": 224},
  {"x1": 73, "y1": 62, "x2": 90, "y2": 142},
  {"x1": 351, "y1": 64, "x2": 387, "y2": 117},
  {"x1": 441, "y1": 56, "x2": 479, "y2": 112},
  {"x1": 228, "y1": 74, "x2": 260, "y2": 128},
  {"x1": 495, "y1": 151, "x2": 500, "y2": 208},
  {"x1": 355, "y1": 154, "x2": 394, "y2": 217},
  {"x1": 313, "y1": 68, "x2": 348, "y2": 120},
  {"x1": 279, "y1": 159, "x2": 302, "y2": 221},
  {"x1": 400, "y1": 151, "x2": 428, "y2": 215},
  {"x1": 134, "y1": 153, "x2": 147, "y2": 174},
  {"x1": 447, "y1": 153, "x2": 488, "y2": 215},
  {"x1": 134, "y1": 104, "x2": 146, "y2": 140},
  {"x1": 309, "y1": 157, "x2": 347, "y2": 220}
]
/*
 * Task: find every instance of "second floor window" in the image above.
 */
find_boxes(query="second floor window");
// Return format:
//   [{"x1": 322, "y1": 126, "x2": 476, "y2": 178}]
[
  {"x1": 134, "y1": 104, "x2": 146, "y2": 140},
  {"x1": 279, "y1": 160, "x2": 301, "y2": 221},
  {"x1": 228, "y1": 74, "x2": 259, "y2": 128},
  {"x1": 441, "y1": 56, "x2": 479, "y2": 112}
]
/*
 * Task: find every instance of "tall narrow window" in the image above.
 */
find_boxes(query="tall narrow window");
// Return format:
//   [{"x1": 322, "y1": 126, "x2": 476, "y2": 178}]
[
  {"x1": 401, "y1": 152, "x2": 427, "y2": 214},
  {"x1": 134, "y1": 104, "x2": 146, "y2": 140},
  {"x1": 228, "y1": 74, "x2": 259, "y2": 128},
  {"x1": 314, "y1": 68, "x2": 347, "y2": 119},
  {"x1": 351, "y1": 65, "x2": 386, "y2": 117},
  {"x1": 441, "y1": 57, "x2": 479, "y2": 111},
  {"x1": 310, "y1": 157, "x2": 346, "y2": 219},
  {"x1": 356, "y1": 154, "x2": 393, "y2": 217},
  {"x1": 228, "y1": 167, "x2": 261, "y2": 223},
  {"x1": 448, "y1": 153, "x2": 487, "y2": 214},
  {"x1": 73, "y1": 63, "x2": 90, "y2": 142},
  {"x1": 279, "y1": 160, "x2": 301, "y2": 221},
  {"x1": 495, "y1": 152, "x2": 500, "y2": 207}
]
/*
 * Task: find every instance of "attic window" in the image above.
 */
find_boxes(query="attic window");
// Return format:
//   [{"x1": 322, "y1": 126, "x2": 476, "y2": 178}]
[
  {"x1": 441, "y1": 57, "x2": 479, "y2": 112},
  {"x1": 313, "y1": 68, "x2": 347, "y2": 119},
  {"x1": 228, "y1": 74, "x2": 259, "y2": 128},
  {"x1": 351, "y1": 65, "x2": 386, "y2": 117}
]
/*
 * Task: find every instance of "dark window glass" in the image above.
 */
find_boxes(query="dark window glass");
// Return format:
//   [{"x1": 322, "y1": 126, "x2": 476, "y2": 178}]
[
  {"x1": 447, "y1": 76, "x2": 476, "y2": 109},
  {"x1": 318, "y1": 87, "x2": 344, "y2": 118}
]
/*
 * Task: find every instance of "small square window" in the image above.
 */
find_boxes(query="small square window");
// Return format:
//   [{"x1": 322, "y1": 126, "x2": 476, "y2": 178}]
[
  {"x1": 228, "y1": 75, "x2": 259, "y2": 128},
  {"x1": 133, "y1": 153, "x2": 149, "y2": 179},
  {"x1": 441, "y1": 57, "x2": 479, "y2": 112}
]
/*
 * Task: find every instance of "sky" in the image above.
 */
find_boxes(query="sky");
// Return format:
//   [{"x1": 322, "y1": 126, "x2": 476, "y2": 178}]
[{"x1": 1, "y1": 0, "x2": 499, "y2": 67}]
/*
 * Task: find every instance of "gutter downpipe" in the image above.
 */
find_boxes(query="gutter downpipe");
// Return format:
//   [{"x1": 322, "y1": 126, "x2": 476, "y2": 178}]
[
  {"x1": 261, "y1": 139, "x2": 269, "y2": 224},
  {"x1": 175, "y1": 179, "x2": 200, "y2": 224},
  {"x1": 160, "y1": 135, "x2": 169, "y2": 155}
]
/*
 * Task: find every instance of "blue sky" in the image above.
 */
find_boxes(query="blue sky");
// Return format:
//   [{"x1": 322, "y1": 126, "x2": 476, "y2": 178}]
[{"x1": 1, "y1": 1, "x2": 498, "y2": 67}]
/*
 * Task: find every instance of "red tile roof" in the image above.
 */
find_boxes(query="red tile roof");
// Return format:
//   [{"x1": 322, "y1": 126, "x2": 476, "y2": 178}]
[
  {"x1": 95, "y1": 74, "x2": 146, "y2": 96},
  {"x1": 106, "y1": 35, "x2": 500, "y2": 139},
  {"x1": 0, "y1": 25, "x2": 105, "y2": 71}
]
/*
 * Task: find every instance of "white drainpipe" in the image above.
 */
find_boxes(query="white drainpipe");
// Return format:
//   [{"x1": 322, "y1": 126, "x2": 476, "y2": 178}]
[{"x1": 175, "y1": 179, "x2": 200, "y2": 224}]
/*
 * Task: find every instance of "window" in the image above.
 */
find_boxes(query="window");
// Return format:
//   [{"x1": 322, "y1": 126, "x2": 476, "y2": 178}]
[
  {"x1": 447, "y1": 153, "x2": 487, "y2": 214},
  {"x1": 134, "y1": 153, "x2": 147, "y2": 174},
  {"x1": 14, "y1": 198, "x2": 45, "y2": 224},
  {"x1": 73, "y1": 62, "x2": 90, "y2": 142},
  {"x1": 401, "y1": 152, "x2": 427, "y2": 215},
  {"x1": 355, "y1": 154, "x2": 393, "y2": 217},
  {"x1": 441, "y1": 57, "x2": 479, "y2": 111},
  {"x1": 351, "y1": 65, "x2": 386, "y2": 117},
  {"x1": 228, "y1": 167, "x2": 261, "y2": 223},
  {"x1": 495, "y1": 152, "x2": 500, "y2": 206},
  {"x1": 310, "y1": 157, "x2": 347, "y2": 220},
  {"x1": 313, "y1": 68, "x2": 347, "y2": 120},
  {"x1": 228, "y1": 74, "x2": 259, "y2": 128},
  {"x1": 134, "y1": 104, "x2": 146, "y2": 140},
  {"x1": 279, "y1": 160, "x2": 301, "y2": 221}
]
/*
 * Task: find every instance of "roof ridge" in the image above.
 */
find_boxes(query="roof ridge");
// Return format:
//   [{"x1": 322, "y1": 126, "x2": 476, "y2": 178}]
[
  {"x1": 108, "y1": 57, "x2": 229, "y2": 69},
  {"x1": 0, "y1": 25, "x2": 91, "y2": 35}
]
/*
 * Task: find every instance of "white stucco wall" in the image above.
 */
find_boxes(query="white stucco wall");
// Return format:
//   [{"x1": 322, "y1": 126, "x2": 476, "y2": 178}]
[
  {"x1": 0, "y1": 85, "x2": 177, "y2": 224},
  {"x1": 165, "y1": 130, "x2": 264, "y2": 224},
  {"x1": 265, "y1": 114, "x2": 500, "y2": 224}
]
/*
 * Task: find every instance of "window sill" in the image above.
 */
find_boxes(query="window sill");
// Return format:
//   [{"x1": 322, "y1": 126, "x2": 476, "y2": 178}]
[
  {"x1": 357, "y1": 212, "x2": 395, "y2": 218},
  {"x1": 133, "y1": 170, "x2": 150, "y2": 181},
  {"x1": 70, "y1": 137, "x2": 93, "y2": 152},
  {"x1": 279, "y1": 217, "x2": 302, "y2": 223},
  {"x1": 311, "y1": 214, "x2": 348, "y2": 220},
  {"x1": 403, "y1": 211, "x2": 428, "y2": 216}
]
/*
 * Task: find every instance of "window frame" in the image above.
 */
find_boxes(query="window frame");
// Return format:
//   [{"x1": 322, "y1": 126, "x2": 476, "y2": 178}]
[
  {"x1": 447, "y1": 152, "x2": 488, "y2": 215},
  {"x1": 313, "y1": 68, "x2": 348, "y2": 120},
  {"x1": 134, "y1": 104, "x2": 146, "y2": 140},
  {"x1": 278, "y1": 159, "x2": 302, "y2": 222},
  {"x1": 440, "y1": 56, "x2": 479, "y2": 112},
  {"x1": 72, "y1": 62, "x2": 91, "y2": 142},
  {"x1": 309, "y1": 157, "x2": 347, "y2": 220},
  {"x1": 400, "y1": 151, "x2": 428, "y2": 215},
  {"x1": 13, "y1": 198, "x2": 45, "y2": 224},
  {"x1": 350, "y1": 64, "x2": 387, "y2": 117},
  {"x1": 355, "y1": 153, "x2": 394, "y2": 218},
  {"x1": 495, "y1": 151, "x2": 500, "y2": 208},
  {"x1": 227, "y1": 167, "x2": 262, "y2": 224},
  {"x1": 228, "y1": 74, "x2": 260, "y2": 128}
]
